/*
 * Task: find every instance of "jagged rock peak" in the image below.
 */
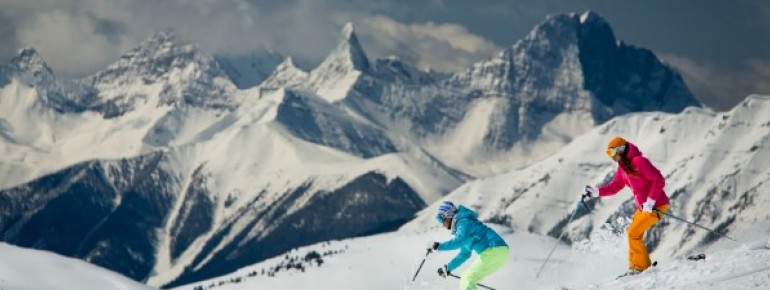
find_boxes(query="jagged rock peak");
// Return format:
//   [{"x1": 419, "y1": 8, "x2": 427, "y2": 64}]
[
  {"x1": 578, "y1": 10, "x2": 604, "y2": 24},
  {"x1": 90, "y1": 28, "x2": 226, "y2": 85},
  {"x1": 145, "y1": 29, "x2": 178, "y2": 46},
  {"x1": 277, "y1": 56, "x2": 298, "y2": 70},
  {"x1": 324, "y1": 22, "x2": 370, "y2": 71},
  {"x1": 260, "y1": 56, "x2": 309, "y2": 89},
  {"x1": 575, "y1": 11, "x2": 616, "y2": 44},
  {"x1": 271, "y1": 56, "x2": 308, "y2": 78},
  {"x1": 341, "y1": 22, "x2": 356, "y2": 40},
  {"x1": 523, "y1": 11, "x2": 615, "y2": 44},
  {"x1": 9, "y1": 47, "x2": 53, "y2": 75},
  {"x1": 124, "y1": 29, "x2": 195, "y2": 61}
]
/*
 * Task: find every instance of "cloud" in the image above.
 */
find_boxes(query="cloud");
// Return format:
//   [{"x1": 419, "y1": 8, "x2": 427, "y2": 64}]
[
  {"x1": 0, "y1": 10, "x2": 20, "y2": 62},
  {"x1": 661, "y1": 54, "x2": 770, "y2": 111},
  {"x1": 0, "y1": 0, "x2": 500, "y2": 78},
  {"x1": 0, "y1": 0, "x2": 503, "y2": 78},
  {"x1": 356, "y1": 15, "x2": 502, "y2": 72},
  {"x1": 0, "y1": 0, "x2": 357, "y2": 77}
]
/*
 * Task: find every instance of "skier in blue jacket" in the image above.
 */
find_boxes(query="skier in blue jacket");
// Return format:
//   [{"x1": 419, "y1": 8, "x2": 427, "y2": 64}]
[{"x1": 431, "y1": 201, "x2": 509, "y2": 290}]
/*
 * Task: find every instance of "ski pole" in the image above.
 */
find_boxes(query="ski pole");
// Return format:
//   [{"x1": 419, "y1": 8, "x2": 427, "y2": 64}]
[
  {"x1": 535, "y1": 200, "x2": 583, "y2": 278},
  {"x1": 411, "y1": 248, "x2": 432, "y2": 281},
  {"x1": 655, "y1": 209, "x2": 735, "y2": 241},
  {"x1": 447, "y1": 273, "x2": 496, "y2": 290},
  {"x1": 580, "y1": 194, "x2": 591, "y2": 213}
]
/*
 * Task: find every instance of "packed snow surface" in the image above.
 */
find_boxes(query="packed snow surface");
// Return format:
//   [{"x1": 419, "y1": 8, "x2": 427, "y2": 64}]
[
  {"x1": 0, "y1": 243, "x2": 156, "y2": 290},
  {"x1": 173, "y1": 223, "x2": 770, "y2": 290}
]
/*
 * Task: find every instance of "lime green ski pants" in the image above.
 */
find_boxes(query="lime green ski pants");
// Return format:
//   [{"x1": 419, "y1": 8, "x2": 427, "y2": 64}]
[{"x1": 459, "y1": 246, "x2": 509, "y2": 290}]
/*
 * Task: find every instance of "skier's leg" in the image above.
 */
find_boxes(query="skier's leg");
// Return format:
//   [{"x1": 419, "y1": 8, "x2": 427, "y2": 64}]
[
  {"x1": 628, "y1": 209, "x2": 654, "y2": 271},
  {"x1": 627, "y1": 205, "x2": 668, "y2": 271},
  {"x1": 459, "y1": 258, "x2": 482, "y2": 290},
  {"x1": 459, "y1": 246, "x2": 508, "y2": 290}
]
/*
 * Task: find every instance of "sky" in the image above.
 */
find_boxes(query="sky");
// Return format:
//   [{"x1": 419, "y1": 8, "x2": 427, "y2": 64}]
[{"x1": 0, "y1": 0, "x2": 768, "y2": 111}]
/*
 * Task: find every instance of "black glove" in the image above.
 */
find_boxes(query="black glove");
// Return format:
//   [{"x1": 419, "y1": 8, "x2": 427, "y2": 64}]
[
  {"x1": 437, "y1": 265, "x2": 450, "y2": 278},
  {"x1": 431, "y1": 242, "x2": 440, "y2": 251},
  {"x1": 582, "y1": 185, "x2": 597, "y2": 200}
]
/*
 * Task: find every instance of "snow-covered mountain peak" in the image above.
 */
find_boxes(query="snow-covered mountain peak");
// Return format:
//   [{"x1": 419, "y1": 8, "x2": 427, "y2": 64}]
[
  {"x1": 337, "y1": 23, "x2": 371, "y2": 71},
  {"x1": 86, "y1": 29, "x2": 238, "y2": 113},
  {"x1": 260, "y1": 56, "x2": 308, "y2": 89},
  {"x1": 280, "y1": 56, "x2": 297, "y2": 69},
  {"x1": 144, "y1": 29, "x2": 179, "y2": 49},
  {"x1": 528, "y1": 13, "x2": 580, "y2": 40},
  {"x1": 341, "y1": 22, "x2": 355, "y2": 40},
  {"x1": 7, "y1": 47, "x2": 53, "y2": 76},
  {"x1": 0, "y1": 46, "x2": 98, "y2": 114},
  {"x1": 324, "y1": 22, "x2": 370, "y2": 71},
  {"x1": 518, "y1": 11, "x2": 613, "y2": 56},
  {"x1": 575, "y1": 10, "x2": 616, "y2": 43},
  {"x1": 579, "y1": 10, "x2": 603, "y2": 24},
  {"x1": 89, "y1": 29, "x2": 229, "y2": 87},
  {"x1": 272, "y1": 57, "x2": 304, "y2": 77},
  {"x1": 508, "y1": 10, "x2": 612, "y2": 51},
  {"x1": 306, "y1": 23, "x2": 371, "y2": 102}
]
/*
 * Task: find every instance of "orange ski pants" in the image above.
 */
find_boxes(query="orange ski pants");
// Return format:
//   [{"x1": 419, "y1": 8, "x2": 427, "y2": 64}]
[{"x1": 628, "y1": 204, "x2": 668, "y2": 271}]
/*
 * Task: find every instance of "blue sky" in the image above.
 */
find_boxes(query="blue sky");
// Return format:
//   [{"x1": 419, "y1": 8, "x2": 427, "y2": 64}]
[{"x1": 1, "y1": 0, "x2": 768, "y2": 110}]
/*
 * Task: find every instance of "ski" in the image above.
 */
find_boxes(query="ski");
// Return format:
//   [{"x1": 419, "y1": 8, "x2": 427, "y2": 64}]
[
  {"x1": 615, "y1": 270, "x2": 639, "y2": 280},
  {"x1": 615, "y1": 261, "x2": 656, "y2": 280}
]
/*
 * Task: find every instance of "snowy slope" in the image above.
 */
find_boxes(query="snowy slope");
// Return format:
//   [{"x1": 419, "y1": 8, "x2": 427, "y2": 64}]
[
  {"x1": 0, "y1": 31, "x2": 464, "y2": 286},
  {"x1": 0, "y1": 242, "x2": 155, "y2": 290},
  {"x1": 404, "y1": 94, "x2": 770, "y2": 259},
  {"x1": 171, "y1": 225, "x2": 770, "y2": 290},
  {"x1": 0, "y1": 31, "x2": 240, "y2": 189},
  {"x1": 0, "y1": 84, "x2": 464, "y2": 287},
  {"x1": 173, "y1": 95, "x2": 770, "y2": 290}
]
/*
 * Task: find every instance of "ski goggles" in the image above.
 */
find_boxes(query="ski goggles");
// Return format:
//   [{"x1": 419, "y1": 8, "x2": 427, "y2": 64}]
[
  {"x1": 436, "y1": 214, "x2": 445, "y2": 223},
  {"x1": 606, "y1": 145, "x2": 626, "y2": 157}
]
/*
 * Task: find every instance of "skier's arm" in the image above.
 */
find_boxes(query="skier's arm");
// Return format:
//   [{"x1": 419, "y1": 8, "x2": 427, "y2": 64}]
[
  {"x1": 633, "y1": 157, "x2": 665, "y2": 201},
  {"x1": 446, "y1": 247, "x2": 472, "y2": 272},
  {"x1": 438, "y1": 220, "x2": 469, "y2": 251},
  {"x1": 599, "y1": 170, "x2": 625, "y2": 197}
]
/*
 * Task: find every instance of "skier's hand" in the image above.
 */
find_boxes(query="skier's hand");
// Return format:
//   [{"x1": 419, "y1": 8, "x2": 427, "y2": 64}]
[
  {"x1": 437, "y1": 265, "x2": 450, "y2": 278},
  {"x1": 582, "y1": 185, "x2": 598, "y2": 199},
  {"x1": 431, "y1": 242, "x2": 440, "y2": 251},
  {"x1": 642, "y1": 198, "x2": 656, "y2": 213}
]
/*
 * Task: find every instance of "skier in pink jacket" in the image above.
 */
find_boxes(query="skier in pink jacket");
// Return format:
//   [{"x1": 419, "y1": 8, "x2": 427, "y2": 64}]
[{"x1": 582, "y1": 137, "x2": 670, "y2": 275}]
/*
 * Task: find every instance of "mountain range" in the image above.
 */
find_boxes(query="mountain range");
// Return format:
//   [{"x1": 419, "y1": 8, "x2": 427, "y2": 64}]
[{"x1": 0, "y1": 11, "x2": 709, "y2": 288}]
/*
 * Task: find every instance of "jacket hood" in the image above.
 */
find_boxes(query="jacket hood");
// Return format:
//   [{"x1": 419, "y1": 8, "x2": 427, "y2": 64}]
[
  {"x1": 456, "y1": 205, "x2": 478, "y2": 220},
  {"x1": 451, "y1": 205, "x2": 477, "y2": 234},
  {"x1": 624, "y1": 142, "x2": 643, "y2": 159}
]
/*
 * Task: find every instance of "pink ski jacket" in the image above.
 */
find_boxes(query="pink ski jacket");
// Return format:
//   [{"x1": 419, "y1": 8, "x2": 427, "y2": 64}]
[{"x1": 598, "y1": 142, "x2": 670, "y2": 209}]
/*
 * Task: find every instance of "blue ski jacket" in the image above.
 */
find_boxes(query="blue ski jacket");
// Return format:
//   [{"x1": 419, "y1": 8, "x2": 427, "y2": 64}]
[{"x1": 437, "y1": 205, "x2": 508, "y2": 271}]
